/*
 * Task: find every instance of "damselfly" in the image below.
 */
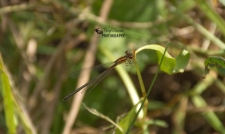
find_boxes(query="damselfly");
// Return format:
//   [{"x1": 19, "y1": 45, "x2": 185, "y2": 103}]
[{"x1": 63, "y1": 50, "x2": 133, "y2": 101}]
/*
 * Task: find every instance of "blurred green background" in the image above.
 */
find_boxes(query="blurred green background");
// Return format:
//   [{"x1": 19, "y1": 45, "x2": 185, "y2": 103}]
[{"x1": 1, "y1": 0, "x2": 225, "y2": 134}]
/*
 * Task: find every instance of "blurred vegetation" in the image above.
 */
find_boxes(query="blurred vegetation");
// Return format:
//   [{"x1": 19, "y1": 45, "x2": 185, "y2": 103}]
[{"x1": 0, "y1": 0, "x2": 225, "y2": 134}]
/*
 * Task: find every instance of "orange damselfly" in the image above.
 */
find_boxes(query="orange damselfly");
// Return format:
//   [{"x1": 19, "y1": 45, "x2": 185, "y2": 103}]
[{"x1": 63, "y1": 50, "x2": 133, "y2": 101}]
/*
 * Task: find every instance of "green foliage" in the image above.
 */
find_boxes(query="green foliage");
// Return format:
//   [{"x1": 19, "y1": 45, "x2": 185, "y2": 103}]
[
  {"x1": 1, "y1": 0, "x2": 225, "y2": 134},
  {"x1": 135, "y1": 45, "x2": 190, "y2": 74},
  {"x1": 175, "y1": 50, "x2": 190, "y2": 73},
  {"x1": 115, "y1": 99, "x2": 143, "y2": 134},
  {"x1": 0, "y1": 56, "x2": 16, "y2": 134},
  {"x1": 204, "y1": 56, "x2": 225, "y2": 76}
]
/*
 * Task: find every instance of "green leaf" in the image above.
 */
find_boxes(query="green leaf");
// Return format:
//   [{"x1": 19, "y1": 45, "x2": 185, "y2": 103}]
[
  {"x1": 0, "y1": 55, "x2": 16, "y2": 134},
  {"x1": 115, "y1": 99, "x2": 144, "y2": 134},
  {"x1": 204, "y1": 56, "x2": 225, "y2": 76},
  {"x1": 135, "y1": 44, "x2": 190, "y2": 74},
  {"x1": 175, "y1": 50, "x2": 190, "y2": 73}
]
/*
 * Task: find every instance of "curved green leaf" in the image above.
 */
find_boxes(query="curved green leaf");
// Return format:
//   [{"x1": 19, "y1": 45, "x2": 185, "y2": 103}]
[{"x1": 135, "y1": 44, "x2": 190, "y2": 74}]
